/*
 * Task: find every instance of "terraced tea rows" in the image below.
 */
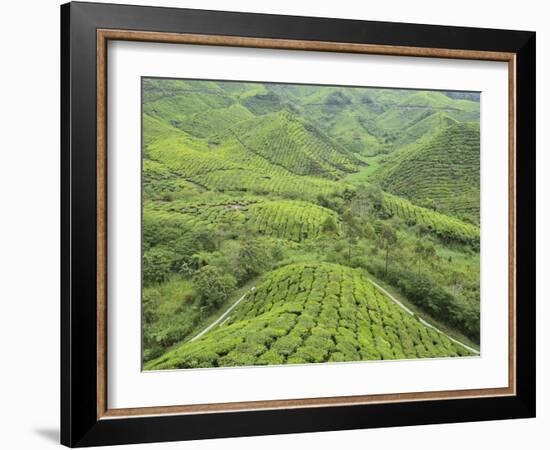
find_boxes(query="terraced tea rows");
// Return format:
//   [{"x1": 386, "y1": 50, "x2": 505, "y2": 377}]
[
  {"x1": 246, "y1": 201, "x2": 339, "y2": 241},
  {"x1": 232, "y1": 112, "x2": 360, "y2": 179},
  {"x1": 145, "y1": 263, "x2": 472, "y2": 370},
  {"x1": 141, "y1": 79, "x2": 481, "y2": 369},
  {"x1": 176, "y1": 103, "x2": 254, "y2": 138},
  {"x1": 373, "y1": 122, "x2": 480, "y2": 223},
  {"x1": 382, "y1": 194, "x2": 479, "y2": 245},
  {"x1": 146, "y1": 199, "x2": 339, "y2": 242},
  {"x1": 145, "y1": 125, "x2": 345, "y2": 199}
]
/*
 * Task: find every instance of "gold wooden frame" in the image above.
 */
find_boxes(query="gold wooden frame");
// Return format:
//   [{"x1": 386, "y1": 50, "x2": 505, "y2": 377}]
[{"x1": 96, "y1": 29, "x2": 517, "y2": 420}]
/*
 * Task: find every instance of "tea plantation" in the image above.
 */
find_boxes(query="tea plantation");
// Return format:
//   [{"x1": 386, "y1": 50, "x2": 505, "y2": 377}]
[
  {"x1": 145, "y1": 263, "x2": 471, "y2": 370},
  {"x1": 142, "y1": 79, "x2": 481, "y2": 368},
  {"x1": 371, "y1": 122, "x2": 481, "y2": 224}
]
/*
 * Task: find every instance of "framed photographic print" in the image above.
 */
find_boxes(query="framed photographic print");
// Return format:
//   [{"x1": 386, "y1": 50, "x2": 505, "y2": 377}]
[{"x1": 60, "y1": 1, "x2": 536, "y2": 447}]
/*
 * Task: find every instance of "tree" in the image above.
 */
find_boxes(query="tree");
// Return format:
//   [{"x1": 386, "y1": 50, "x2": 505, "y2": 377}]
[
  {"x1": 171, "y1": 234, "x2": 200, "y2": 271},
  {"x1": 414, "y1": 239, "x2": 424, "y2": 275},
  {"x1": 379, "y1": 223, "x2": 397, "y2": 276},
  {"x1": 143, "y1": 247, "x2": 174, "y2": 284},
  {"x1": 178, "y1": 260, "x2": 194, "y2": 278},
  {"x1": 271, "y1": 241, "x2": 285, "y2": 261},
  {"x1": 423, "y1": 241, "x2": 437, "y2": 268},
  {"x1": 342, "y1": 208, "x2": 361, "y2": 263},
  {"x1": 215, "y1": 222, "x2": 232, "y2": 249},
  {"x1": 193, "y1": 229, "x2": 218, "y2": 252},
  {"x1": 351, "y1": 184, "x2": 383, "y2": 220},
  {"x1": 413, "y1": 239, "x2": 437, "y2": 275},
  {"x1": 365, "y1": 184, "x2": 384, "y2": 212},
  {"x1": 142, "y1": 288, "x2": 161, "y2": 324},
  {"x1": 193, "y1": 266, "x2": 237, "y2": 310},
  {"x1": 236, "y1": 240, "x2": 273, "y2": 283},
  {"x1": 351, "y1": 186, "x2": 369, "y2": 220},
  {"x1": 321, "y1": 215, "x2": 338, "y2": 234}
]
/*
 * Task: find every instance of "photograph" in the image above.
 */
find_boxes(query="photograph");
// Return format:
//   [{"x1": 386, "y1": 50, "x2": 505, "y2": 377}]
[
  {"x1": 56, "y1": 1, "x2": 536, "y2": 446},
  {"x1": 141, "y1": 78, "x2": 481, "y2": 370}
]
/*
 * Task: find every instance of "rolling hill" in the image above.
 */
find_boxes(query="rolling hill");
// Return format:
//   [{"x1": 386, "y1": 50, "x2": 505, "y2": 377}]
[
  {"x1": 141, "y1": 78, "x2": 482, "y2": 368},
  {"x1": 145, "y1": 198, "x2": 340, "y2": 243},
  {"x1": 371, "y1": 122, "x2": 480, "y2": 223},
  {"x1": 230, "y1": 111, "x2": 362, "y2": 179},
  {"x1": 267, "y1": 86, "x2": 479, "y2": 151},
  {"x1": 145, "y1": 263, "x2": 472, "y2": 370}
]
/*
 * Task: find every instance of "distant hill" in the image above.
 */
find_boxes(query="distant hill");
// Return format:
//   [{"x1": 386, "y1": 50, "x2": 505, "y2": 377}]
[
  {"x1": 267, "y1": 86, "x2": 480, "y2": 156},
  {"x1": 145, "y1": 263, "x2": 472, "y2": 369},
  {"x1": 444, "y1": 91, "x2": 480, "y2": 102},
  {"x1": 387, "y1": 111, "x2": 459, "y2": 148},
  {"x1": 143, "y1": 79, "x2": 480, "y2": 158},
  {"x1": 230, "y1": 111, "x2": 362, "y2": 179},
  {"x1": 371, "y1": 122, "x2": 480, "y2": 223},
  {"x1": 146, "y1": 198, "x2": 340, "y2": 243}
]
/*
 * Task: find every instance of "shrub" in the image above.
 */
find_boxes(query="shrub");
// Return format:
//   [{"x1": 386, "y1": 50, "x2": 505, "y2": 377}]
[
  {"x1": 256, "y1": 350, "x2": 285, "y2": 365},
  {"x1": 272, "y1": 334, "x2": 302, "y2": 356},
  {"x1": 321, "y1": 215, "x2": 338, "y2": 234},
  {"x1": 235, "y1": 240, "x2": 274, "y2": 283},
  {"x1": 143, "y1": 247, "x2": 175, "y2": 284},
  {"x1": 193, "y1": 266, "x2": 237, "y2": 310},
  {"x1": 142, "y1": 288, "x2": 160, "y2": 324}
]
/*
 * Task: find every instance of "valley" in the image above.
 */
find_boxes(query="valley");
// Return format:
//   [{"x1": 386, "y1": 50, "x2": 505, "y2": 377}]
[{"x1": 141, "y1": 78, "x2": 481, "y2": 369}]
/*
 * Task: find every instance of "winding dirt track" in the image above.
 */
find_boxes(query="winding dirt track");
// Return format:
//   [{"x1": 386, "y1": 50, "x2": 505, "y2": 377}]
[
  {"x1": 368, "y1": 278, "x2": 480, "y2": 355},
  {"x1": 189, "y1": 286, "x2": 256, "y2": 342}
]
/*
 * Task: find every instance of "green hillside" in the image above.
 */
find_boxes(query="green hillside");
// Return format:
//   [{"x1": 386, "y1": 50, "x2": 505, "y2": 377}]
[
  {"x1": 255, "y1": 85, "x2": 480, "y2": 157},
  {"x1": 177, "y1": 103, "x2": 254, "y2": 138},
  {"x1": 372, "y1": 122, "x2": 480, "y2": 223},
  {"x1": 392, "y1": 111, "x2": 458, "y2": 147},
  {"x1": 141, "y1": 78, "x2": 481, "y2": 370},
  {"x1": 230, "y1": 111, "x2": 361, "y2": 179},
  {"x1": 146, "y1": 263, "x2": 471, "y2": 370},
  {"x1": 146, "y1": 198, "x2": 339, "y2": 243},
  {"x1": 382, "y1": 193, "x2": 479, "y2": 246}
]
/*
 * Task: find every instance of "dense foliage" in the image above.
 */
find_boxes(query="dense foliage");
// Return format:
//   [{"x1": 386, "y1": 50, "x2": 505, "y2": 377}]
[{"x1": 141, "y1": 78, "x2": 481, "y2": 368}]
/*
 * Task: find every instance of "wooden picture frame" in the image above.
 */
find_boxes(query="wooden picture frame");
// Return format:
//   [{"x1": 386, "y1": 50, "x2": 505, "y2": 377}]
[{"x1": 61, "y1": 1, "x2": 536, "y2": 447}]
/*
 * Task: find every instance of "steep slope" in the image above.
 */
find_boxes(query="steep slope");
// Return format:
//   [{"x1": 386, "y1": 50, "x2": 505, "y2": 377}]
[
  {"x1": 146, "y1": 199, "x2": 340, "y2": 243},
  {"x1": 270, "y1": 87, "x2": 479, "y2": 156},
  {"x1": 143, "y1": 117, "x2": 345, "y2": 200},
  {"x1": 230, "y1": 111, "x2": 362, "y2": 179},
  {"x1": 176, "y1": 103, "x2": 254, "y2": 138},
  {"x1": 145, "y1": 263, "x2": 472, "y2": 370},
  {"x1": 392, "y1": 111, "x2": 458, "y2": 147},
  {"x1": 372, "y1": 122, "x2": 480, "y2": 223},
  {"x1": 382, "y1": 193, "x2": 479, "y2": 246}
]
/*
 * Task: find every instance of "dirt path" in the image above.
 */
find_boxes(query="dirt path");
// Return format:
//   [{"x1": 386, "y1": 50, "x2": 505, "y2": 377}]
[
  {"x1": 189, "y1": 286, "x2": 256, "y2": 342},
  {"x1": 368, "y1": 278, "x2": 480, "y2": 355}
]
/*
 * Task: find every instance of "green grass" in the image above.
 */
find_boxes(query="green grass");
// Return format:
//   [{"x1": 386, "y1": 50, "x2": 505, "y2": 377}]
[
  {"x1": 344, "y1": 155, "x2": 384, "y2": 182},
  {"x1": 143, "y1": 116, "x2": 347, "y2": 200},
  {"x1": 246, "y1": 200, "x2": 340, "y2": 241},
  {"x1": 184, "y1": 278, "x2": 258, "y2": 343},
  {"x1": 142, "y1": 277, "x2": 197, "y2": 362},
  {"x1": 177, "y1": 103, "x2": 254, "y2": 138},
  {"x1": 143, "y1": 276, "x2": 259, "y2": 363}
]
